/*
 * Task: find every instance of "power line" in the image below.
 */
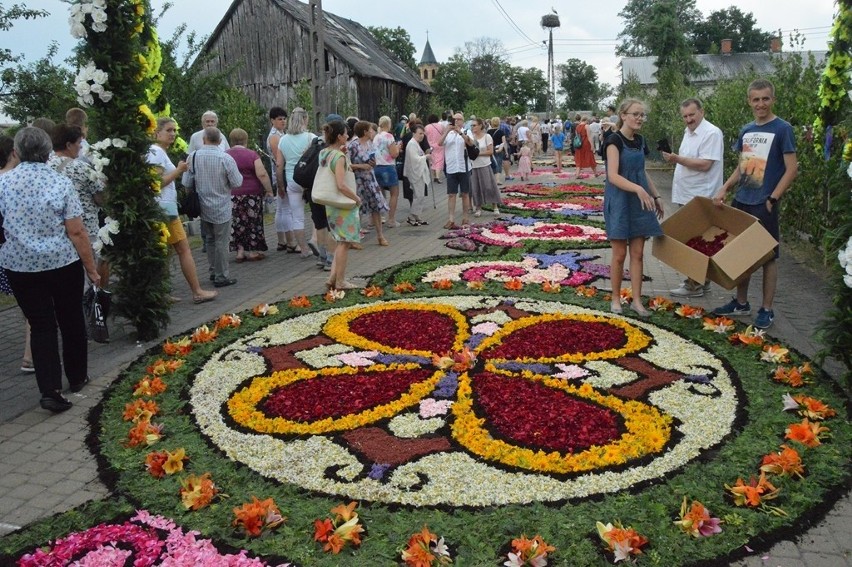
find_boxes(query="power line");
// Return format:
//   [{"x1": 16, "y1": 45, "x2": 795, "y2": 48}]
[{"x1": 490, "y1": 0, "x2": 541, "y2": 48}]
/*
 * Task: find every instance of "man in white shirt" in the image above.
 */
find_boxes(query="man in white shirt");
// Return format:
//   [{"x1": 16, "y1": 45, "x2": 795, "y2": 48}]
[
  {"x1": 662, "y1": 97, "x2": 724, "y2": 298},
  {"x1": 438, "y1": 113, "x2": 474, "y2": 229},
  {"x1": 188, "y1": 111, "x2": 230, "y2": 153}
]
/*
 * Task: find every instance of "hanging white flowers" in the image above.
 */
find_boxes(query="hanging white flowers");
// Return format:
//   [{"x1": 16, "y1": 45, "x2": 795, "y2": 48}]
[
  {"x1": 68, "y1": 0, "x2": 109, "y2": 38},
  {"x1": 85, "y1": 138, "x2": 128, "y2": 182},
  {"x1": 74, "y1": 61, "x2": 114, "y2": 106},
  {"x1": 837, "y1": 236, "x2": 852, "y2": 289},
  {"x1": 93, "y1": 216, "x2": 121, "y2": 254}
]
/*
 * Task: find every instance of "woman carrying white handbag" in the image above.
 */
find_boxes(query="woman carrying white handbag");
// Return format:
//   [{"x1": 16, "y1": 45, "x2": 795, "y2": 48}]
[{"x1": 316, "y1": 120, "x2": 362, "y2": 290}]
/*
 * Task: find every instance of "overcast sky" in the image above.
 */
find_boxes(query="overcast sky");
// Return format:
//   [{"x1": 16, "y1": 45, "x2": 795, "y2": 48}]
[{"x1": 4, "y1": 0, "x2": 836, "y2": 92}]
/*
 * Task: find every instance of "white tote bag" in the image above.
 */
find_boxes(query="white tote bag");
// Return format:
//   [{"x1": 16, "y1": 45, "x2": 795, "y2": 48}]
[{"x1": 312, "y1": 150, "x2": 357, "y2": 209}]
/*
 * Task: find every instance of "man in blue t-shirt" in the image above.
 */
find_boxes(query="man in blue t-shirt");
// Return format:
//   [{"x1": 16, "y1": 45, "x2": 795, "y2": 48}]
[{"x1": 711, "y1": 78, "x2": 798, "y2": 330}]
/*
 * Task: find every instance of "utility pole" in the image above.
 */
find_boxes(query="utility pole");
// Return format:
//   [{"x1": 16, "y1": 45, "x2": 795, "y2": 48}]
[
  {"x1": 540, "y1": 11, "x2": 560, "y2": 117},
  {"x1": 309, "y1": 0, "x2": 327, "y2": 130}
]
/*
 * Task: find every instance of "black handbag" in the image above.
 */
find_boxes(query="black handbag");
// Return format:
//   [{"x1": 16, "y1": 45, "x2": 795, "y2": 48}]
[
  {"x1": 180, "y1": 153, "x2": 201, "y2": 219},
  {"x1": 181, "y1": 190, "x2": 201, "y2": 219}
]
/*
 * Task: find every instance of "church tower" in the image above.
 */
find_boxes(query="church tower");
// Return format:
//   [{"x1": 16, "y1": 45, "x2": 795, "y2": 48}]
[{"x1": 418, "y1": 34, "x2": 439, "y2": 86}]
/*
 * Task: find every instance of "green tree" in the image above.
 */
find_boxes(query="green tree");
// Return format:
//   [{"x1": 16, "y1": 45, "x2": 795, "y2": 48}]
[
  {"x1": 0, "y1": 42, "x2": 76, "y2": 123},
  {"x1": 692, "y1": 7, "x2": 773, "y2": 54},
  {"x1": 500, "y1": 66, "x2": 547, "y2": 115},
  {"x1": 616, "y1": 0, "x2": 702, "y2": 58},
  {"x1": 557, "y1": 58, "x2": 609, "y2": 110},
  {"x1": 366, "y1": 26, "x2": 416, "y2": 71},
  {"x1": 430, "y1": 55, "x2": 473, "y2": 112}
]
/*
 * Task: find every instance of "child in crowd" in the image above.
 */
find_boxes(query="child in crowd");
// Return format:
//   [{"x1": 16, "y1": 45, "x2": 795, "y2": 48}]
[
  {"x1": 550, "y1": 124, "x2": 566, "y2": 172},
  {"x1": 517, "y1": 145, "x2": 532, "y2": 181}
]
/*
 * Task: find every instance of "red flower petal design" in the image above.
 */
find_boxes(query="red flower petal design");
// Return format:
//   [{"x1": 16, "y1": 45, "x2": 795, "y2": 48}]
[
  {"x1": 480, "y1": 318, "x2": 627, "y2": 360},
  {"x1": 346, "y1": 309, "x2": 459, "y2": 353},
  {"x1": 472, "y1": 372, "x2": 623, "y2": 453},
  {"x1": 262, "y1": 367, "x2": 435, "y2": 422}
]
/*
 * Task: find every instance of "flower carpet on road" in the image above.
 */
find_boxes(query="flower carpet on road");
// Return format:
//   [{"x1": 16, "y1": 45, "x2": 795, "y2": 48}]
[
  {"x1": 441, "y1": 217, "x2": 608, "y2": 252},
  {"x1": 502, "y1": 182, "x2": 604, "y2": 198},
  {"x1": 368, "y1": 252, "x2": 640, "y2": 290},
  {"x1": 500, "y1": 195, "x2": 604, "y2": 217},
  {"x1": 2, "y1": 284, "x2": 848, "y2": 566}
]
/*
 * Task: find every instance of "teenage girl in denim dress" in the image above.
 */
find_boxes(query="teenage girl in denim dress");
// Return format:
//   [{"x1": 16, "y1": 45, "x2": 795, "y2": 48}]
[{"x1": 603, "y1": 99, "x2": 664, "y2": 317}]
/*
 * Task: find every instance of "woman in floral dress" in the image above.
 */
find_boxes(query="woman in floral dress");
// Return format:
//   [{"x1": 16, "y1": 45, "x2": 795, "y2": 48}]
[
  {"x1": 347, "y1": 121, "x2": 389, "y2": 246},
  {"x1": 321, "y1": 120, "x2": 362, "y2": 290}
]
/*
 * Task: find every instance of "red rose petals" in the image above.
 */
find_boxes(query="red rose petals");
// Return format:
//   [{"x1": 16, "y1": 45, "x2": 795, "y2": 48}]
[
  {"x1": 262, "y1": 368, "x2": 434, "y2": 422},
  {"x1": 481, "y1": 319, "x2": 627, "y2": 360},
  {"x1": 348, "y1": 309, "x2": 458, "y2": 352},
  {"x1": 472, "y1": 372, "x2": 622, "y2": 453}
]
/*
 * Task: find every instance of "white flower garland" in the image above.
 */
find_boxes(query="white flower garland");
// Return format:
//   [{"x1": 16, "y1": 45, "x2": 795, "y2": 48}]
[
  {"x1": 85, "y1": 138, "x2": 127, "y2": 183},
  {"x1": 74, "y1": 61, "x2": 114, "y2": 107},
  {"x1": 69, "y1": 0, "x2": 108, "y2": 38},
  {"x1": 838, "y1": 235, "x2": 852, "y2": 288},
  {"x1": 93, "y1": 216, "x2": 120, "y2": 254}
]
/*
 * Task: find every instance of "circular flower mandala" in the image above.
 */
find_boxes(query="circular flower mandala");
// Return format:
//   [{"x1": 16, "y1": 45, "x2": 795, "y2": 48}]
[{"x1": 194, "y1": 296, "x2": 737, "y2": 506}]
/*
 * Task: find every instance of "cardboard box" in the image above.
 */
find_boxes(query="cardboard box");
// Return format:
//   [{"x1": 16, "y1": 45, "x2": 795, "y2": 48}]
[{"x1": 652, "y1": 196, "x2": 777, "y2": 289}]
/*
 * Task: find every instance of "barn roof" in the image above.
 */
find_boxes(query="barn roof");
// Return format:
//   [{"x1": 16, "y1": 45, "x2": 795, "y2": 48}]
[
  {"x1": 203, "y1": 0, "x2": 430, "y2": 92},
  {"x1": 622, "y1": 51, "x2": 828, "y2": 85}
]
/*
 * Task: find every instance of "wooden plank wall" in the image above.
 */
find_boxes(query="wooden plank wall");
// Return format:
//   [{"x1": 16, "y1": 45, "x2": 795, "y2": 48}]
[{"x1": 200, "y1": 0, "x2": 417, "y2": 120}]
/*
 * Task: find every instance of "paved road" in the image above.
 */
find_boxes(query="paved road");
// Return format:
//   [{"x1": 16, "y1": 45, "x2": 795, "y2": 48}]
[{"x1": 0, "y1": 168, "x2": 848, "y2": 566}]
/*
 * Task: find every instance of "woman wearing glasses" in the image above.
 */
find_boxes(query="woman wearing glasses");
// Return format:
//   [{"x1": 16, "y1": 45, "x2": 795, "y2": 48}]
[{"x1": 602, "y1": 99, "x2": 664, "y2": 318}]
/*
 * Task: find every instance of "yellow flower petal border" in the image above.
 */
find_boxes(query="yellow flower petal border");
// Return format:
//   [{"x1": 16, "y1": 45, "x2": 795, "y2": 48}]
[
  {"x1": 227, "y1": 364, "x2": 444, "y2": 435},
  {"x1": 475, "y1": 313, "x2": 651, "y2": 363},
  {"x1": 323, "y1": 303, "x2": 471, "y2": 356},
  {"x1": 451, "y1": 368, "x2": 673, "y2": 474}
]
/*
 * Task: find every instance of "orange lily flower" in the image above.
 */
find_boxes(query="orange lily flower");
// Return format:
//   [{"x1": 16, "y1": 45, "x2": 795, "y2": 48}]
[
  {"x1": 675, "y1": 304, "x2": 705, "y2": 319},
  {"x1": 432, "y1": 279, "x2": 453, "y2": 290},
  {"x1": 133, "y1": 376, "x2": 167, "y2": 397},
  {"x1": 393, "y1": 281, "x2": 416, "y2": 293},
  {"x1": 726, "y1": 473, "x2": 780, "y2": 507},
  {"x1": 123, "y1": 399, "x2": 159, "y2": 422},
  {"x1": 180, "y1": 473, "x2": 219, "y2": 510},
  {"x1": 289, "y1": 295, "x2": 312, "y2": 308},
  {"x1": 162, "y1": 337, "x2": 192, "y2": 356},
  {"x1": 648, "y1": 296, "x2": 674, "y2": 311},
  {"x1": 541, "y1": 280, "x2": 562, "y2": 293},
  {"x1": 466, "y1": 280, "x2": 485, "y2": 290},
  {"x1": 362, "y1": 285, "x2": 385, "y2": 298},
  {"x1": 214, "y1": 313, "x2": 242, "y2": 329},
  {"x1": 504, "y1": 278, "x2": 524, "y2": 291},
  {"x1": 760, "y1": 445, "x2": 805, "y2": 478},
  {"x1": 792, "y1": 395, "x2": 836, "y2": 420},
  {"x1": 785, "y1": 418, "x2": 829, "y2": 448},
  {"x1": 191, "y1": 324, "x2": 218, "y2": 343}
]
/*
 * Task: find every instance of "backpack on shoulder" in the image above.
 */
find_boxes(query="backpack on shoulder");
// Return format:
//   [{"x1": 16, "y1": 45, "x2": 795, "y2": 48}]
[{"x1": 292, "y1": 137, "x2": 327, "y2": 189}]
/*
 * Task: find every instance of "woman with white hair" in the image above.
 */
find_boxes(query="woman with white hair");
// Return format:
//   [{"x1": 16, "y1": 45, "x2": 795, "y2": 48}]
[
  {"x1": 0, "y1": 127, "x2": 100, "y2": 412},
  {"x1": 278, "y1": 107, "x2": 317, "y2": 256}
]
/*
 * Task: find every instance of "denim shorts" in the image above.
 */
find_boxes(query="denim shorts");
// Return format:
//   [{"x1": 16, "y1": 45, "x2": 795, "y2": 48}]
[
  {"x1": 445, "y1": 171, "x2": 470, "y2": 195},
  {"x1": 374, "y1": 164, "x2": 399, "y2": 188}
]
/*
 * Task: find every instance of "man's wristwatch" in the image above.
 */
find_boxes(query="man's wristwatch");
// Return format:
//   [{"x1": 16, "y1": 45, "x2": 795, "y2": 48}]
[{"x1": 767, "y1": 196, "x2": 779, "y2": 206}]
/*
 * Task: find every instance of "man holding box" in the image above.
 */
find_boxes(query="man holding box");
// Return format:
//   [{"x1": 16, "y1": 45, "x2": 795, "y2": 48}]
[
  {"x1": 711, "y1": 78, "x2": 798, "y2": 329},
  {"x1": 662, "y1": 97, "x2": 724, "y2": 298}
]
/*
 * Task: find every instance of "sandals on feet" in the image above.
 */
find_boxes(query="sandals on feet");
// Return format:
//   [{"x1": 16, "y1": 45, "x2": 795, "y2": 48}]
[
  {"x1": 443, "y1": 221, "x2": 458, "y2": 230},
  {"x1": 193, "y1": 290, "x2": 218, "y2": 304},
  {"x1": 378, "y1": 237, "x2": 389, "y2": 246}
]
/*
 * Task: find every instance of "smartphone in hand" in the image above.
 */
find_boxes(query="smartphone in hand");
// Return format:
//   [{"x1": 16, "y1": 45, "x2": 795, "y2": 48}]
[{"x1": 656, "y1": 139, "x2": 672, "y2": 153}]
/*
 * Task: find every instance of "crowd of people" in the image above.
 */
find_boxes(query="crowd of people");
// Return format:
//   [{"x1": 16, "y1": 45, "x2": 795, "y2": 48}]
[{"x1": 0, "y1": 76, "x2": 796, "y2": 412}]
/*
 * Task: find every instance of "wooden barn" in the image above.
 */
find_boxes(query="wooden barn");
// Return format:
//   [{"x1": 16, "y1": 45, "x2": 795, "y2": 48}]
[{"x1": 198, "y1": 0, "x2": 431, "y2": 120}]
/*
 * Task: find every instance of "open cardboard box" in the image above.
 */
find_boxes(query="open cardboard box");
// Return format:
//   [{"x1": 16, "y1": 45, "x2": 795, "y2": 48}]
[{"x1": 651, "y1": 196, "x2": 777, "y2": 289}]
